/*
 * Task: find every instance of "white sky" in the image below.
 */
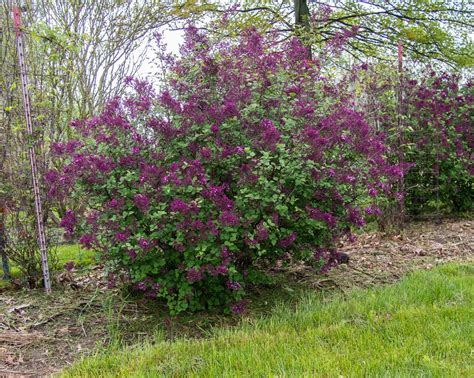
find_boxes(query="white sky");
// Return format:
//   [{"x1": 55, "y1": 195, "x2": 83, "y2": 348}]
[{"x1": 137, "y1": 28, "x2": 184, "y2": 82}]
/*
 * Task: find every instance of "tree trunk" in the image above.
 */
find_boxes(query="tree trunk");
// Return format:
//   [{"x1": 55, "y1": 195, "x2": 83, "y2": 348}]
[{"x1": 294, "y1": 0, "x2": 312, "y2": 59}]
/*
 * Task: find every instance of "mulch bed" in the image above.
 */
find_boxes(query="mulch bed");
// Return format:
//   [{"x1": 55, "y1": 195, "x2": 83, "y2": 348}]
[
  {"x1": 332, "y1": 219, "x2": 473, "y2": 288},
  {"x1": 0, "y1": 219, "x2": 472, "y2": 376}
]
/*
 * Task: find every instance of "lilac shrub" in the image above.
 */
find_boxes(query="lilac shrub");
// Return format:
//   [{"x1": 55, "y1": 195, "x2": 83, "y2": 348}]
[
  {"x1": 402, "y1": 73, "x2": 473, "y2": 214},
  {"x1": 48, "y1": 28, "x2": 400, "y2": 313}
]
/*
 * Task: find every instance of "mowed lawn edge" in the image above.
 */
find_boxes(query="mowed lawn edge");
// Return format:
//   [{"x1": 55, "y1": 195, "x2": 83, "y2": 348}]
[{"x1": 62, "y1": 263, "x2": 474, "y2": 377}]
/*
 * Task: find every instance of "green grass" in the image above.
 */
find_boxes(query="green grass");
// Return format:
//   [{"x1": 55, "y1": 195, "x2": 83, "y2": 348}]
[
  {"x1": 0, "y1": 244, "x2": 96, "y2": 286},
  {"x1": 63, "y1": 263, "x2": 474, "y2": 377},
  {"x1": 54, "y1": 243, "x2": 96, "y2": 267}
]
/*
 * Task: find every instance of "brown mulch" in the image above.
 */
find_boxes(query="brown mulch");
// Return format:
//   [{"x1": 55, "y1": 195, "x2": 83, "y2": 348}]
[
  {"x1": 292, "y1": 219, "x2": 473, "y2": 290},
  {"x1": 0, "y1": 265, "x2": 115, "y2": 377},
  {"x1": 0, "y1": 219, "x2": 473, "y2": 376},
  {"x1": 0, "y1": 293, "x2": 106, "y2": 377}
]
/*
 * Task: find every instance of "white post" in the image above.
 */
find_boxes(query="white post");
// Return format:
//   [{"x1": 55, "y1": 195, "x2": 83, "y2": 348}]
[{"x1": 12, "y1": 5, "x2": 51, "y2": 293}]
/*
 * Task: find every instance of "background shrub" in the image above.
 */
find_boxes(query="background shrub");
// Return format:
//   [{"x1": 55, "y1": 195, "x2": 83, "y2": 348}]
[{"x1": 402, "y1": 73, "x2": 473, "y2": 215}]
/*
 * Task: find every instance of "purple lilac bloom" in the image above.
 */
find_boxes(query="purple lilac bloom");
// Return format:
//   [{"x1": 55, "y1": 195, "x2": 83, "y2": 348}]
[
  {"x1": 207, "y1": 220, "x2": 220, "y2": 236},
  {"x1": 364, "y1": 205, "x2": 382, "y2": 216},
  {"x1": 60, "y1": 210, "x2": 76, "y2": 234},
  {"x1": 226, "y1": 281, "x2": 242, "y2": 290},
  {"x1": 134, "y1": 194, "x2": 150, "y2": 212},
  {"x1": 260, "y1": 119, "x2": 280, "y2": 150},
  {"x1": 306, "y1": 207, "x2": 336, "y2": 228},
  {"x1": 285, "y1": 84, "x2": 301, "y2": 95},
  {"x1": 211, "y1": 123, "x2": 219, "y2": 133},
  {"x1": 170, "y1": 199, "x2": 189, "y2": 213},
  {"x1": 160, "y1": 90, "x2": 181, "y2": 112},
  {"x1": 86, "y1": 210, "x2": 99, "y2": 225},
  {"x1": 115, "y1": 232, "x2": 128, "y2": 242},
  {"x1": 51, "y1": 142, "x2": 65, "y2": 155},
  {"x1": 278, "y1": 232, "x2": 297, "y2": 248},
  {"x1": 219, "y1": 211, "x2": 239, "y2": 226},
  {"x1": 200, "y1": 147, "x2": 212, "y2": 159},
  {"x1": 313, "y1": 248, "x2": 341, "y2": 274},
  {"x1": 222, "y1": 99, "x2": 239, "y2": 119},
  {"x1": 79, "y1": 234, "x2": 96, "y2": 249},
  {"x1": 216, "y1": 265, "x2": 229, "y2": 275},
  {"x1": 127, "y1": 249, "x2": 137, "y2": 260},
  {"x1": 191, "y1": 220, "x2": 205, "y2": 230},
  {"x1": 108, "y1": 198, "x2": 125, "y2": 209},
  {"x1": 368, "y1": 187, "x2": 378, "y2": 197},
  {"x1": 45, "y1": 170, "x2": 58, "y2": 185},
  {"x1": 221, "y1": 246, "x2": 231, "y2": 259},
  {"x1": 206, "y1": 265, "x2": 218, "y2": 276},
  {"x1": 138, "y1": 238, "x2": 151, "y2": 250},
  {"x1": 186, "y1": 268, "x2": 203, "y2": 283},
  {"x1": 256, "y1": 223, "x2": 269, "y2": 241},
  {"x1": 347, "y1": 207, "x2": 366, "y2": 227}
]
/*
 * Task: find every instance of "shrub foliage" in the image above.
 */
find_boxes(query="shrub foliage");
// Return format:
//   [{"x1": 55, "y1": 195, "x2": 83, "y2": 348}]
[
  {"x1": 49, "y1": 28, "x2": 402, "y2": 313},
  {"x1": 402, "y1": 73, "x2": 473, "y2": 214}
]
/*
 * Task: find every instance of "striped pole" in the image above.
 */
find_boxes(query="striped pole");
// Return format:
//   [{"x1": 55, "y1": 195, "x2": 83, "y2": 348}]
[
  {"x1": 12, "y1": 6, "x2": 51, "y2": 293},
  {"x1": 397, "y1": 40, "x2": 406, "y2": 227}
]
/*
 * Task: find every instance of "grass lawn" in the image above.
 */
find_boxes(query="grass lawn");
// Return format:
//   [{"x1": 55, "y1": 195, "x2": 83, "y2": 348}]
[
  {"x1": 54, "y1": 243, "x2": 96, "y2": 267},
  {"x1": 62, "y1": 263, "x2": 474, "y2": 377},
  {"x1": 0, "y1": 244, "x2": 96, "y2": 287}
]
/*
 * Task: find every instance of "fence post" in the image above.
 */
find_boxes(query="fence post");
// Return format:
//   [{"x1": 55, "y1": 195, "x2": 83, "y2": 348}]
[
  {"x1": 397, "y1": 40, "x2": 406, "y2": 227},
  {"x1": 12, "y1": 6, "x2": 51, "y2": 293}
]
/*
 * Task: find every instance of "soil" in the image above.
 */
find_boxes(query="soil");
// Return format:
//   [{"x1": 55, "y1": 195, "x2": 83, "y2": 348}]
[{"x1": 0, "y1": 219, "x2": 472, "y2": 377}]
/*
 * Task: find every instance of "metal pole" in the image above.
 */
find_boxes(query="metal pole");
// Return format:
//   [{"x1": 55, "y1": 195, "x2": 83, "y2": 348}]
[
  {"x1": 12, "y1": 6, "x2": 51, "y2": 293},
  {"x1": 397, "y1": 40, "x2": 406, "y2": 227}
]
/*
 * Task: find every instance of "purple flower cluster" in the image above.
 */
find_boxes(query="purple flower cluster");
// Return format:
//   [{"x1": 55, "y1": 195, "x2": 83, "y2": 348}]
[
  {"x1": 278, "y1": 232, "x2": 297, "y2": 248},
  {"x1": 259, "y1": 119, "x2": 280, "y2": 150},
  {"x1": 51, "y1": 140, "x2": 81, "y2": 155},
  {"x1": 313, "y1": 248, "x2": 340, "y2": 273},
  {"x1": 170, "y1": 199, "x2": 189, "y2": 213},
  {"x1": 186, "y1": 268, "x2": 203, "y2": 283},
  {"x1": 60, "y1": 210, "x2": 76, "y2": 234},
  {"x1": 226, "y1": 281, "x2": 242, "y2": 290},
  {"x1": 115, "y1": 231, "x2": 129, "y2": 242},
  {"x1": 108, "y1": 198, "x2": 125, "y2": 210},
  {"x1": 255, "y1": 223, "x2": 269, "y2": 241},
  {"x1": 79, "y1": 234, "x2": 96, "y2": 249},
  {"x1": 306, "y1": 207, "x2": 336, "y2": 228},
  {"x1": 219, "y1": 211, "x2": 239, "y2": 227},
  {"x1": 364, "y1": 205, "x2": 382, "y2": 216},
  {"x1": 127, "y1": 249, "x2": 137, "y2": 260},
  {"x1": 134, "y1": 194, "x2": 150, "y2": 212},
  {"x1": 138, "y1": 237, "x2": 152, "y2": 250},
  {"x1": 347, "y1": 207, "x2": 366, "y2": 227}
]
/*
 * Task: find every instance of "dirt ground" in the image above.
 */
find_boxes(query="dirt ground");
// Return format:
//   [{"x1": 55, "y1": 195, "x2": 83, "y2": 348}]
[
  {"x1": 311, "y1": 219, "x2": 473, "y2": 290},
  {"x1": 0, "y1": 219, "x2": 472, "y2": 377}
]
